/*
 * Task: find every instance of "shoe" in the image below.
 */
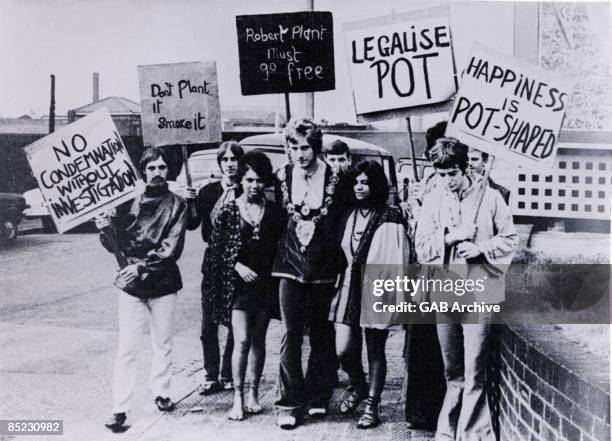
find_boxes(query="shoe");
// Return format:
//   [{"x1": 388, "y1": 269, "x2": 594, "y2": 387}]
[
  {"x1": 155, "y1": 396, "x2": 176, "y2": 412},
  {"x1": 357, "y1": 397, "x2": 381, "y2": 429},
  {"x1": 221, "y1": 379, "x2": 234, "y2": 391},
  {"x1": 199, "y1": 381, "x2": 224, "y2": 396},
  {"x1": 405, "y1": 419, "x2": 436, "y2": 431},
  {"x1": 340, "y1": 385, "x2": 367, "y2": 414},
  {"x1": 104, "y1": 413, "x2": 126, "y2": 432},
  {"x1": 277, "y1": 415, "x2": 299, "y2": 430},
  {"x1": 307, "y1": 406, "x2": 327, "y2": 418}
]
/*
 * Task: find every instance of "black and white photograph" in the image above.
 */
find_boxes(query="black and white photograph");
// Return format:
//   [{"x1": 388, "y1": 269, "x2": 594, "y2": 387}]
[{"x1": 0, "y1": 1, "x2": 610, "y2": 440}]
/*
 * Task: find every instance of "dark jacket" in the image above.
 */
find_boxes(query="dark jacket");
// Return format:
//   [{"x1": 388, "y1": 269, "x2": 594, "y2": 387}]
[
  {"x1": 186, "y1": 181, "x2": 224, "y2": 244},
  {"x1": 488, "y1": 177, "x2": 511, "y2": 205},
  {"x1": 271, "y1": 162, "x2": 351, "y2": 284},
  {"x1": 100, "y1": 184, "x2": 188, "y2": 299}
]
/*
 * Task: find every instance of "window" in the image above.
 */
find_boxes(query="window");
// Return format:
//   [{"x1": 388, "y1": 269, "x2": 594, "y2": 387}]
[
  {"x1": 558, "y1": 203, "x2": 565, "y2": 210},
  {"x1": 571, "y1": 204, "x2": 579, "y2": 211},
  {"x1": 586, "y1": 191, "x2": 592, "y2": 198},
  {"x1": 545, "y1": 203, "x2": 552, "y2": 210},
  {"x1": 545, "y1": 175, "x2": 553, "y2": 182},
  {"x1": 599, "y1": 163, "x2": 606, "y2": 171},
  {"x1": 558, "y1": 189, "x2": 566, "y2": 197},
  {"x1": 572, "y1": 190, "x2": 579, "y2": 198},
  {"x1": 586, "y1": 162, "x2": 593, "y2": 170},
  {"x1": 532, "y1": 175, "x2": 539, "y2": 182},
  {"x1": 519, "y1": 174, "x2": 526, "y2": 182},
  {"x1": 559, "y1": 176, "x2": 566, "y2": 183},
  {"x1": 572, "y1": 176, "x2": 579, "y2": 184},
  {"x1": 599, "y1": 177, "x2": 605, "y2": 185},
  {"x1": 572, "y1": 162, "x2": 580, "y2": 169},
  {"x1": 598, "y1": 205, "x2": 605, "y2": 213},
  {"x1": 518, "y1": 188, "x2": 525, "y2": 196},
  {"x1": 532, "y1": 189, "x2": 539, "y2": 196},
  {"x1": 559, "y1": 161, "x2": 566, "y2": 169},
  {"x1": 599, "y1": 191, "x2": 606, "y2": 199},
  {"x1": 531, "y1": 202, "x2": 538, "y2": 209},
  {"x1": 585, "y1": 205, "x2": 592, "y2": 212},
  {"x1": 518, "y1": 201, "x2": 525, "y2": 209},
  {"x1": 586, "y1": 177, "x2": 593, "y2": 184},
  {"x1": 545, "y1": 189, "x2": 552, "y2": 196}
]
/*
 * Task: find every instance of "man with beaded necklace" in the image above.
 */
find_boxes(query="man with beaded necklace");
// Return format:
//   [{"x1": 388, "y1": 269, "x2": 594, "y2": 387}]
[{"x1": 272, "y1": 117, "x2": 349, "y2": 429}]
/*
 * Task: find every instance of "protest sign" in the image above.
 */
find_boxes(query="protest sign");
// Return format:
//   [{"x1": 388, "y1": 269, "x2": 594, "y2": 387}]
[
  {"x1": 24, "y1": 108, "x2": 142, "y2": 233},
  {"x1": 138, "y1": 61, "x2": 222, "y2": 147},
  {"x1": 236, "y1": 11, "x2": 335, "y2": 95},
  {"x1": 446, "y1": 44, "x2": 573, "y2": 170},
  {"x1": 344, "y1": 6, "x2": 457, "y2": 116}
]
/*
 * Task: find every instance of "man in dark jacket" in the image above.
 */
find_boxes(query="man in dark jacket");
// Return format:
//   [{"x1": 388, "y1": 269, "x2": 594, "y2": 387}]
[
  {"x1": 97, "y1": 147, "x2": 187, "y2": 432},
  {"x1": 272, "y1": 118, "x2": 349, "y2": 429},
  {"x1": 185, "y1": 141, "x2": 245, "y2": 395}
]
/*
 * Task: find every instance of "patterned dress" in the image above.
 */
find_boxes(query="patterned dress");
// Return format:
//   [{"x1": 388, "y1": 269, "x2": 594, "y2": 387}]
[{"x1": 201, "y1": 199, "x2": 284, "y2": 325}]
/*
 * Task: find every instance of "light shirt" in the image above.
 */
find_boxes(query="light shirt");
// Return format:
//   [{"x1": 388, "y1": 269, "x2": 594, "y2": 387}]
[{"x1": 291, "y1": 158, "x2": 326, "y2": 209}]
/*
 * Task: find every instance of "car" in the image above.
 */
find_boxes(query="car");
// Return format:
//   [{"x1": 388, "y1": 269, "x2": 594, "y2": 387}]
[
  {"x1": 0, "y1": 192, "x2": 26, "y2": 245},
  {"x1": 23, "y1": 188, "x2": 58, "y2": 233},
  {"x1": 171, "y1": 133, "x2": 400, "y2": 204}
]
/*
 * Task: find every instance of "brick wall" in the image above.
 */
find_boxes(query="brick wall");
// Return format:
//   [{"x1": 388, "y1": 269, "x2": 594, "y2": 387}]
[{"x1": 497, "y1": 325, "x2": 610, "y2": 441}]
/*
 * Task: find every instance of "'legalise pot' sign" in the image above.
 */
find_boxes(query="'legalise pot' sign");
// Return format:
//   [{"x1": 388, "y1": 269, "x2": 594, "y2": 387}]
[
  {"x1": 236, "y1": 11, "x2": 335, "y2": 95},
  {"x1": 345, "y1": 6, "x2": 457, "y2": 115}
]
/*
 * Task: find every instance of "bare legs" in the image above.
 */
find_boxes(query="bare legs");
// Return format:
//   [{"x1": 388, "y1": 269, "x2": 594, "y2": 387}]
[{"x1": 228, "y1": 309, "x2": 270, "y2": 420}]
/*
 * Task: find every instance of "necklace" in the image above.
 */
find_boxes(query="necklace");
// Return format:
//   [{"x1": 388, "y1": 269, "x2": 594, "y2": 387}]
[
  {"x1": 238, "y1": 197, "x2": 264, "y2": 240},
  {"x1": 279, "y1": 164, "x2": 339, "y2": 252},
  {"x1": 350, "y1": 208, "x2": 371, "y2": 255}
]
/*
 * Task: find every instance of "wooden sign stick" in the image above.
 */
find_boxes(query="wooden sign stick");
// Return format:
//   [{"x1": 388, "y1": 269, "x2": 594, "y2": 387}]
[
  {"x1": 182, "y1": 145, "x2": 197, "y2": 217},
  {"x1": 472, "y1": 156, "x2": 495, "y2": 224},
  {"x1": 406, "y1": 117, "x2": 420, "y2": 183}
]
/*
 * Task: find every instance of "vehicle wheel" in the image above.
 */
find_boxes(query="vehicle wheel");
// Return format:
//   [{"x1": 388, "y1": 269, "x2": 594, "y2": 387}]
[
  {"x1": 42, "y1": 216, "x2": 58, "y2": 233},
  {"x1": 0, "y1": 219, "x2": 18, "y2": 245}
]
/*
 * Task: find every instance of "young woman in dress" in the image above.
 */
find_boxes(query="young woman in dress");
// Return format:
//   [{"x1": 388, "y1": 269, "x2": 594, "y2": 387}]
[
  {"x1": 329, "y1": 160, "x2": 411, "y2": 429},
  {"x1": 202, "y1": 151, "x2": 284, "y2": 421}
]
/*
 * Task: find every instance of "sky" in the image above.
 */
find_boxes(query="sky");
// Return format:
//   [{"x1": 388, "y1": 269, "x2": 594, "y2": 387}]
[{"x1": 0, "y1": 0, "x2": 608, "y2": 123}]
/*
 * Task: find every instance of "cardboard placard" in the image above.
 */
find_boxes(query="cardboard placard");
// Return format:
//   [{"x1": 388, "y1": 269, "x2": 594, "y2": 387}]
[
  {"x1": 344, "y1": 6, "x2": 457, "y2": 116},
  {"x1": 24, "y1": 109, "x2": 143, "y2": 233},
  {"x1": 446, "y1": 44, "x2": 573, "y2": 170},
  {"x1": 236, "y1": 11, "x2": 335, "y2": 95},
  {"x1": 138, "y1": 61, "x2": 222, "y2": 147}
]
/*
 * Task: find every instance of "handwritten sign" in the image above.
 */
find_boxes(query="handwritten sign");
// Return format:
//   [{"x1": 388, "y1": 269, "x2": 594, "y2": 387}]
[
  {"x1": 446, "y1": 44, "x2": 573, "y2": 170},
  {"x1": 138, "y1": 61, "x2": 222, "y2": 147},
  {"x1": 24, "y1": 109, "x2": 142, "y2": 233},
  {"x1": 344, "y1": 6, "x2": 457, "y2": 116},
  {"x1": 236, "y1": 11, "x2": 335, "y2": 95}
]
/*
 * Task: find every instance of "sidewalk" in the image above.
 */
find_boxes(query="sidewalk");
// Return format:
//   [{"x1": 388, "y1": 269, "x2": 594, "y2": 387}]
[{"x1": 125, "y1": 323, "x2": 435, "y2": 441}]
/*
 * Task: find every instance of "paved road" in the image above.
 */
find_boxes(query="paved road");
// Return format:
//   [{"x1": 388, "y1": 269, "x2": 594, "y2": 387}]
[{"x1": 0, "y1": 230, "x2": 432, "y2": 441}]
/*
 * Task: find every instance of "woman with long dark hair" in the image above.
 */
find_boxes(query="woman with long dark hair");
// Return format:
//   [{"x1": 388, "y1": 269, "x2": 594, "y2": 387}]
[
  {"x1": 202, "y1": 151, "x2": 284, "y2": 421},
  {"x1": 329, "y1": 160, "x2": 410, "y2": 429}
]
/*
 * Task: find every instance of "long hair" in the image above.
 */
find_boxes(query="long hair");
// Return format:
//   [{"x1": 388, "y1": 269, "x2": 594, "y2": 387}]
[
  {"x1": 351, "y1": 160, "x2": 389, "y2": 208},
  {"x1": 139, "y1": 146, "x2": 168, "y2": 173},
  {"x1": 216, "y1": 140, "x2": 245, "y2": 168}
]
